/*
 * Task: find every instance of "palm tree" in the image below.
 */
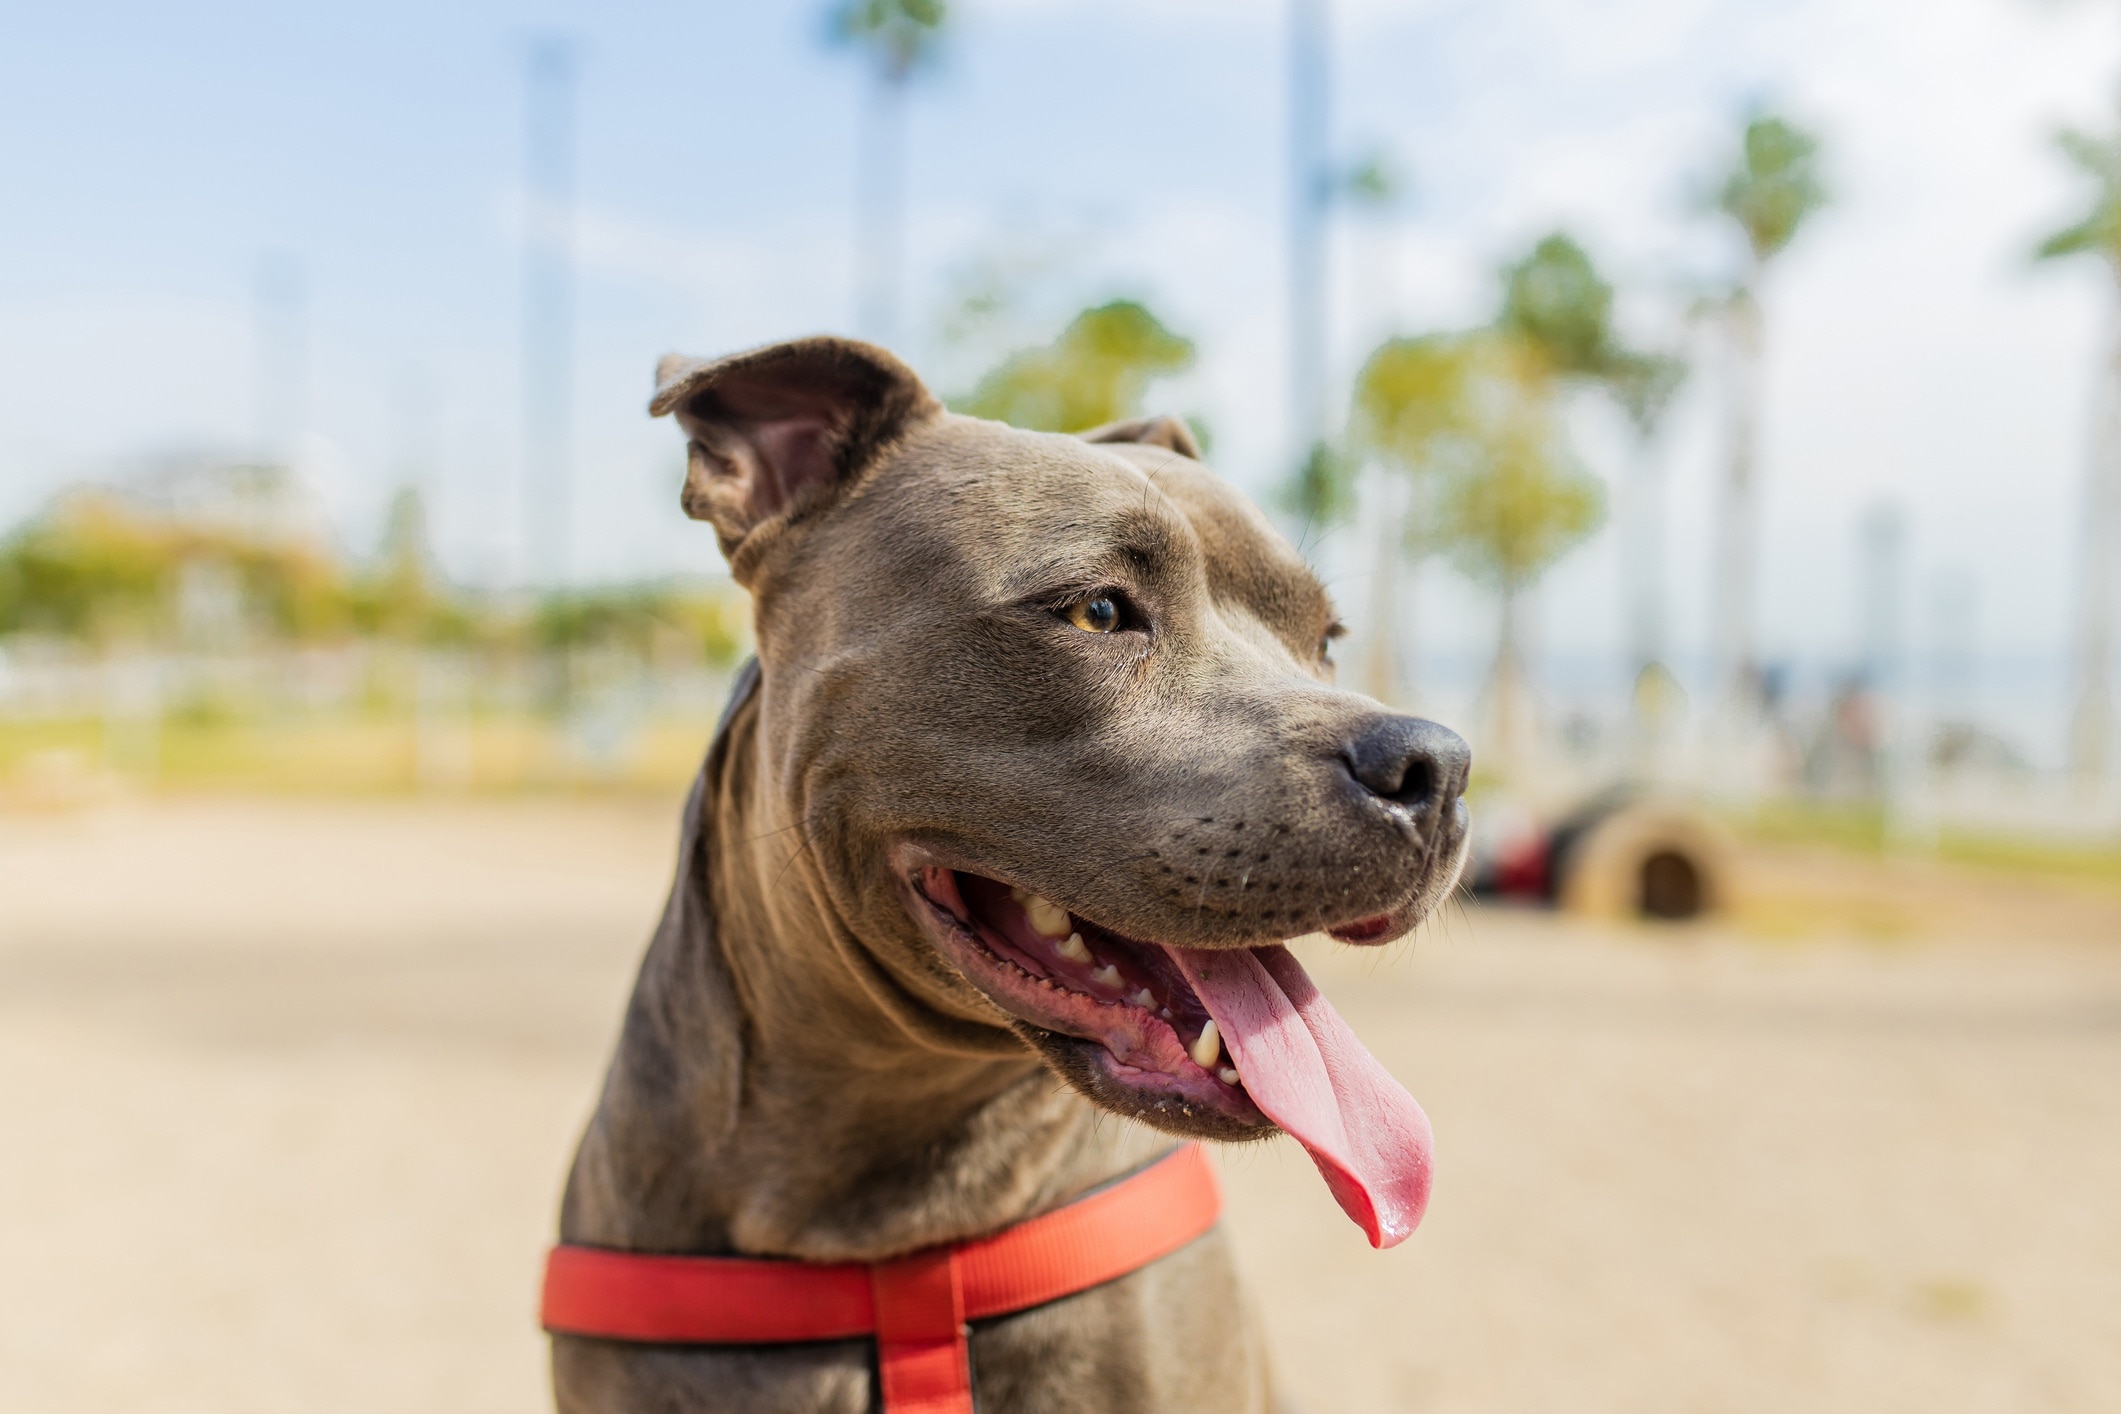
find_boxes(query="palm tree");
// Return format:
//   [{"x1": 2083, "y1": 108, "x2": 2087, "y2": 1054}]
[
  {"x1": 1608, "y1": 349, "x2": 1689, "y2": 774},
  {"x1": 828, "y1": 0, "x2": 948, "y2": 347},
  {"x1": 2035, "y1": 123, "x2": 2121, "y2": 783},
  {"x1": 955, "y1": 300, "x2": 1197, "y2": 433},
  {"x1": 1341, "y1": 232, "x2": 1604, "y2": 714},
  {"x1": 1498, "y1": 231, "x2": 1619, "y2": 382},
  {"x1": 1348, "y1": 332, "x2": 1482, "y2": 704},
  {"x1": 1432, "y1": 403, "x2": 1605, "y2": 777},
  {"x1": 1498, "y1": 232, "x2": 1688, "y2": 750},
  {"x1": 1352, "y1": 330, "x2": 1604, "y2": 771},
  {"x1": 1705, "y1": 112, "x2": 1828, "y2": 725}
]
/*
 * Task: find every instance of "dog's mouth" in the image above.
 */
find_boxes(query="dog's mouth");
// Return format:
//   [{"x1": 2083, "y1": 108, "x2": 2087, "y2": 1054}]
[{"x1": 903, "y1": 863, "x2": 1434, "y2": 1249}]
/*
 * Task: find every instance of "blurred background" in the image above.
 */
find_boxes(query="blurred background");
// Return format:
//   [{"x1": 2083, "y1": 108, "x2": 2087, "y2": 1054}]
[{"x1": 3, "y1": 1, "x2": 2118, "y2": 1411}]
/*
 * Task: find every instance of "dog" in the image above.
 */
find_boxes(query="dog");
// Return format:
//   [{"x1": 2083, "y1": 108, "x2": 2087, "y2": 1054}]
[{"x1": 550, "y1": 337, "x2": 1471, "y2": 1412}]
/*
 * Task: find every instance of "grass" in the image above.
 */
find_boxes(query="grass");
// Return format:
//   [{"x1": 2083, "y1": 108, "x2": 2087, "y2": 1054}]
[
  {"x1": 1742, "y1": 799, "x2": 2121, "y2": 894},
  {"x1": 0, "y1": 710, "x2": 714, "y2": 800}
]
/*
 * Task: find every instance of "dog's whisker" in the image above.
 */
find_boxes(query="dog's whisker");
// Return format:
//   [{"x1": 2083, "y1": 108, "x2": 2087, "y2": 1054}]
[
  {"x1": 769, "y1": 832, "x2": 817, "y2": 893},
  {"x1": 736, "y1": 820, "x2": 807, "y2": 846}
]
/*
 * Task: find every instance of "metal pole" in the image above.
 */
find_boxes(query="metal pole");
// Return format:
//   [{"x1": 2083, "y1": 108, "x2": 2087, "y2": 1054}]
[
  {"x1": 523, "y1": 37, "x2": 578, "y2": 590},
  {"x1": 1287, "y1": 0, "x2": 1331, "y2": 498}
]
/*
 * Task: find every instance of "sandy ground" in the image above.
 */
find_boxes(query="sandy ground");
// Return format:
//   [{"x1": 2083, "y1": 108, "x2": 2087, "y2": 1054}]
[{"x1": 2, "y1": 796, "x2": 2118, "y2": 1413}]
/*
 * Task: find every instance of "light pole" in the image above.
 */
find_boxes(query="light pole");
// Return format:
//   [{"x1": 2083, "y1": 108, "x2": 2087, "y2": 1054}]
[
  {"x1": 1287, "y1": 0, "x2": 1333, "y2": 513},
  {"x1": 522, "y1": 36, "x2": 578, "y2": 590}
]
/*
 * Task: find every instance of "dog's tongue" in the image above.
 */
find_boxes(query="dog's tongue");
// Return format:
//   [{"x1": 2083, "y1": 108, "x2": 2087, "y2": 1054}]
[{"x1": 1168, "y1": 943, "x2": 1432, "y2": 1248}]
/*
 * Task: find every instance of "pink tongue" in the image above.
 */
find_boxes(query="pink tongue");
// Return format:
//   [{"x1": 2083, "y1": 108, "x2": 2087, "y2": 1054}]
[{"x1": 1168, "y1": 943, "x2": 1432, "y2": 1248}]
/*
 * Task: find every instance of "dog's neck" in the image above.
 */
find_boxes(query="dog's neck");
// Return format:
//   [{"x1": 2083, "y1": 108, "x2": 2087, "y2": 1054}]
[{"x1": 558, "y1": 678, "x2": 1166, "y2": 1262}]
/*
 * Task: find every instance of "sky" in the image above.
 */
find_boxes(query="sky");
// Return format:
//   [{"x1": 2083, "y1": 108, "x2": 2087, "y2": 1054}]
[{"x1": 2, "y1": 0, "x2": 2116, "y2": 751}]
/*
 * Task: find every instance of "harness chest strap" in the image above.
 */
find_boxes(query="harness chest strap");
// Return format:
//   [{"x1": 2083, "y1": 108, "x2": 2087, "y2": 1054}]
[{"x1": 541, "y1": 1144, "x2": 1220, "y2": 1414}]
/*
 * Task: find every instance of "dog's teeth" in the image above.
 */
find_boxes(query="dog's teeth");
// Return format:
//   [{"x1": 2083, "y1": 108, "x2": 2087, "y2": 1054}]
[
  {"x1": 1056, "y1": 931, "x2": 1091, "y2": 963},
  {"x1": 1218, "y1": 1066, "x2": 1241, "y2": 1086},
  {"x1": 1091, "y1": 965, "x2": 1121, "y2": 988},
  {"x1": 1021, "y1": 893, "x2": 1072, "y2": 938},
  {"x1": 1131, "y1": 988, "x2": 1156, "y2": 1009},
  {"x1": 1189, "y1": 1020, "x2": 1221, "y2": 1069}
]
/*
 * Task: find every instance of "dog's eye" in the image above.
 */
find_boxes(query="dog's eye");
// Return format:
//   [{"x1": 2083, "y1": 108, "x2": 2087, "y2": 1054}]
[{"x1": 1066, "y1": 595, "x2": 1122, "y2": 634}]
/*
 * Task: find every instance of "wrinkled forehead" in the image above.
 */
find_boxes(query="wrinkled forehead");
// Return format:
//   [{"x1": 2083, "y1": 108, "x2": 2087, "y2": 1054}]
[{"x1": 862, "y1": 417, "x2": 1335, "y2": 639}]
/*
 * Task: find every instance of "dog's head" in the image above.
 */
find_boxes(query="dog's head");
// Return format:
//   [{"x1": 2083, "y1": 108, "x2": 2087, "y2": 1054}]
[{"x1": 654, "y1": 336, "x2": 1470, "y2": 1246}]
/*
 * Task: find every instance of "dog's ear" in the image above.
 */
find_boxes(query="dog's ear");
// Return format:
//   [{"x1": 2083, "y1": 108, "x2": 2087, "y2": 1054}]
[
  {"x1": 650, "y1": 337, "x2": 942, "y2": 577},
  {"x1": 1077, "y1": 414, "x2": 1202, "y2": 461}
]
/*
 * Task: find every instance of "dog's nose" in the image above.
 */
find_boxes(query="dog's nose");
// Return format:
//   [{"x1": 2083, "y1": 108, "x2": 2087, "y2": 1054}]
[{"x1": 1342, "y1": 715, "x2": 1471, "y2": 824}]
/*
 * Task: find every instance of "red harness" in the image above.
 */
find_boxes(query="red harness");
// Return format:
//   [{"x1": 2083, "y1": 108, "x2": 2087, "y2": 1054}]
[{"x1": 541, "y1": 1144, "x2": 1221, "y2": 1414}]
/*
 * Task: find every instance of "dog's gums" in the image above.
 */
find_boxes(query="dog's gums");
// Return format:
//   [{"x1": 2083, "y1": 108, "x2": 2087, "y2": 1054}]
[{"x1": 912, "y1": 867, "x2": 1261, "y2": 1122}]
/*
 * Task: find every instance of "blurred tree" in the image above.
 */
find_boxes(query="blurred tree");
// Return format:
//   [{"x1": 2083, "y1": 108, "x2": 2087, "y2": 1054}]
[
  {"x1": 0, "y1": 494, "x2": 174, "y2": 642},
  {"x1": 1499, "y1": 231, "x2": 1618, "y2": 380},
  {"x1": 2035, "y1": 122, "x2": 2121, "y2": 782},
  {"x1": 1704, "y1": 111, "x2": 1828, "y2": 723},
  {"x1": 1431, "y1": 413, "x2": 1604, "y2": 599},
  {"x1": 1445, "y1": 418, "x2": 1603, "y2": 780},
  {"x1": 1352, "y1": 328, "x2": 1604, "y2": 761},
  {"x1": 955, "y1": 300, "x2": 1195, "y2": 433},
  {"x1": 1608, "y1": 346, "x2": 1690, "y2": 769},
  {"x1": 0, "y1": 492, "x2": 349, "y2": 645},
  {"x1": 1348, "y1": 331, "x2": 1487, "y2": 703},
  {"x1": 531, "y1": 583, "x2": 748, "y2": 668},
  {"x1": 1280, "y1": 442, "x2": 1353, "y2": 529},
  {"x1": 1498, "y1": 230, "x2": 1691, "y2": 737},
  {"x1": 1340, "y1": 149, "x2": 1402, "y2": 209},
  {"x1": 1352, "y1": 331, "x2": 1489, "y2": 473},
  {"x1": 828, "y1": 0, "x2": 948, "y2": 345},
  {"x1": 356, "y1": 486, "x2": 438, "y2": 642}
]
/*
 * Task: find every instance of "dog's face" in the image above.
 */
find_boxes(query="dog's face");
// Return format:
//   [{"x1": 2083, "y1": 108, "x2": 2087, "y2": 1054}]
[{"x1": 657, "y1": 338, "x2": 1469, "y2": 1244}]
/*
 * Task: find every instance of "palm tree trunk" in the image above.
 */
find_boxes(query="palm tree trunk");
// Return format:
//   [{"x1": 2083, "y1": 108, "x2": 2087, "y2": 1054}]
[
  {"x1": 1625, "y1": 429, "x2": 1669, "y2": 679},
  {"x1": 1625, "y1": 428, "x2": 1672, "y2": 777},
  {"x1": 855, "y1": 69, "x2": 908, "y2": 346},
  {"x1": 1356, "y1": 466, "x2": 1406, "y2": 705},
  {"x1": 1489, "y1": 583, "x2": 1528, "y2": 782},
  {"x1": 2068, "y1": 275, "x2": 2121, "y2": 782},
  {"x1": 1713, "y1": 286, "x2": 1764, "y2": 725}
]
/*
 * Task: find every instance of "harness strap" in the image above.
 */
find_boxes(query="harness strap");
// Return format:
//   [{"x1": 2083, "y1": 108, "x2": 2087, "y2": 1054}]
[{"x1": 542, "y1": 1144, "x2": 1221, "y2": 1413}]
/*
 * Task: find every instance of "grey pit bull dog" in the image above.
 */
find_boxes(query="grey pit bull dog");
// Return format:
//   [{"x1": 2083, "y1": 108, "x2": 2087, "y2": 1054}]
[{"x1": 552, "y1": 336, "x2": 1472, "y2": 1413}]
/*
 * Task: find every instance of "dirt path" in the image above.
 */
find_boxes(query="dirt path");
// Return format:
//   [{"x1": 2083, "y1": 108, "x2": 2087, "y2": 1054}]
[{"x1": 2, "y1": 799, "x2": 2116, "y2": 1412}]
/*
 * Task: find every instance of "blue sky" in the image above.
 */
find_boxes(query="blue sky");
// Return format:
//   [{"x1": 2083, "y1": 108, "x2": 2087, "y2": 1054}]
[{"x1": 3, "y1": 0, "x2": 2117, "y2": 744}]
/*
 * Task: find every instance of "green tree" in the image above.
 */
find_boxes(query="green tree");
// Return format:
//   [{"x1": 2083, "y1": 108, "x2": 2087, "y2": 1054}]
[
  {"x1": 955, "y1": 300, "x2": 1195, "y2": 433},
  {"x1": 354, "y1": 486, "x2": 439, "y2": 642},
  {"x1": 0, "y1": 491, "x2": 351, "y2": 646},
  {"x1": 0, "y1": 494, "x2": 175, "y2": 642},
  {"x1": 1705, "y1": 111, "x2": 1828, "y2": 720},
  {"x1": 1348, "y1": 330, "x2": 1505, "y2": 706},
  {"x1": 2036, "y1": 123, "x2": 2121, "y2": 781},
  {"x1": 1351, "y1": 328, "x2": 1605, "y2": 754},
  {"x1": 1498, "y1": 230, "x2": 1690, "y2": 735},
  {"x1": 1497, "y1": 230, "x2": 1689, "y2": 435},
  {"x1": 828, "y1": 0, "x2": 948, "y2": 344},
  {"x1": 1499, "y1": 232, "x2": 1619, "y2": 380}
]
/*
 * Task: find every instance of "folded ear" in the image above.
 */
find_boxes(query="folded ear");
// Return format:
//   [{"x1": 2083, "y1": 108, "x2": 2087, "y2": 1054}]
[
  {"x1": 1077, "y1": 414, "x2": 1202, "y2": 461},
  {"x1": 650, "y1": 337, "x2": 942, "y2": 579}
]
